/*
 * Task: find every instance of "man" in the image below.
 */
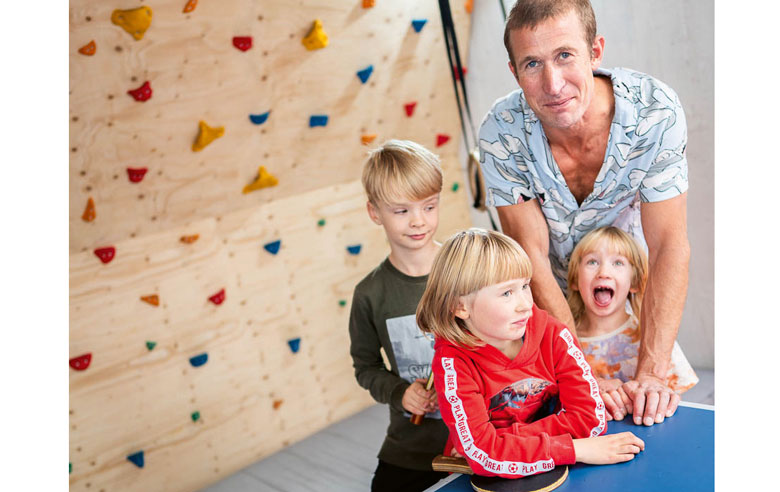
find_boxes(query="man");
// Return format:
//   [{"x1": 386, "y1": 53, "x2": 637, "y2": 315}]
[{"x1": 478, "y1": 0, "x2": 690, "y2": 427}]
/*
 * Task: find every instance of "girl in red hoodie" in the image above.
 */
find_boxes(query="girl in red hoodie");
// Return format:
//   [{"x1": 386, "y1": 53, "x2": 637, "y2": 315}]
[{"x1": 416, "y1": 228, "x2": 644, "y2": 478}]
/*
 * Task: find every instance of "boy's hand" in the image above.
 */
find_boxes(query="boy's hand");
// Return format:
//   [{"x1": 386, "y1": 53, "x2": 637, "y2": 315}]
[
  {"x1": 597, "y1": 378, "x2": 633, "y2": 421},
  {"x1": 403, "y1": 378, "x2": 437, "y2": 416},
  {"x1": 623, "y1": 375, "x2": 680, "y2": 426},
  {"x1": 573, "y1": 432, "x2": 645, "y2": 465}
]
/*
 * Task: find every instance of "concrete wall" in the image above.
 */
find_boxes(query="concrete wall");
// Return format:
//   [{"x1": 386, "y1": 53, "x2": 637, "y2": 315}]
[{"x1": 465, "y1": 0, "x2": 714, "y2": 369}]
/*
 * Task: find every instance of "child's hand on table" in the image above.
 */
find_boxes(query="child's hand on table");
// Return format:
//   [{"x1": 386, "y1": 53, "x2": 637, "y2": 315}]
[
  {"x1": 403, "y1": 378, "x2": 438, "y2": 416},
  {"x1": 597, "y1": 378, "x2": 633, "y2": 421},
  {"x1": 573, "y1": 432, "x2": 645, "y2": 465}
]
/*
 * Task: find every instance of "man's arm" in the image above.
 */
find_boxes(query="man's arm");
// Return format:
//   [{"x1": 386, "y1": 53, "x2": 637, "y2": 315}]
[
  {"x1": 496, "y1": 200, "x2": 576, "y2": 330},
  {"x1": 624, "y1": 192, "x2": 690, "y2": 426}
]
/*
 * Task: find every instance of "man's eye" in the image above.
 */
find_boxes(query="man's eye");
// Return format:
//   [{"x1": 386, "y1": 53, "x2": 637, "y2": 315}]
[
  {"x1": 526, "y1": 60, "x2": 539, "y2": 69},
  {"x1": 560, "y1": 52, "x2": 572, "y2": 60}
]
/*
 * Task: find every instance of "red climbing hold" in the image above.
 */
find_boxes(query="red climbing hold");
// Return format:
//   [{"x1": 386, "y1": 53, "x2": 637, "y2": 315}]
[
  {"x1": 94, "y1": 247, "x2": 116, "y2": 264},
  {"x1": 127, "y1": 167, "x2": 148, "y2": 183},
  {"x1": 70, "y1": 353, "x2": 92, "y2": 371},
  {"x1": 404, "y1": 102, "x2": 417, "y2": 117},
  {"x1": 127, "y1": 81, "x2": 152, "y2": 102},
  {"x1": 233, "y1": 36, "x2": 252, "y2": 51},
  {"x1": 436, "y1": 134, "x2": 451, "y2": 147},
  {"x1": 209, "y1": 288, "x2": 226, "y2": 305},
  {"x1": 453, "y1": 65, "x2": 468, "y2": 81}
]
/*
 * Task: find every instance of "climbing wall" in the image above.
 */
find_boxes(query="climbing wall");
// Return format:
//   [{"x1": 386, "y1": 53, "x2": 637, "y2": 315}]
[{"x1": 69, "y1": 1, "x2": 473, "y2": 491}]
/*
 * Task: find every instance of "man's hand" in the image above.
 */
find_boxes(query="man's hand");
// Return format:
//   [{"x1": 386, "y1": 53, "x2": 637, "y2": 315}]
[
  {"x1": 622, "y1": 374, "x2": 680, "y2": 426},
  {"x1": 573, "y1": 432, "x2": 645, "y2": 465},
  {"x1": 402, "y1": 378, "x2": 437, "y2": 416},
  {"x1": 597, "y1": 378, "x2": 633, "y2": 421}
]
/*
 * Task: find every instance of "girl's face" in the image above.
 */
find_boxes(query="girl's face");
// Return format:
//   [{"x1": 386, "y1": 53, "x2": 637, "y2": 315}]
[
  {"x1": 455, "y1": 277, "x2": 533, "y2": 353},
  {"x1": 575, "y1": 240, "x2": 637, "y2": 321}
]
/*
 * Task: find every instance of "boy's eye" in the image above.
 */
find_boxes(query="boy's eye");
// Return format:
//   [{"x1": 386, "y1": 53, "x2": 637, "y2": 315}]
[
  {"x1": 394, "y1": 209, "x2": 407, "y2": 214},
  {"x1": 425, "y1": 205, "x2": 436, "y2": 211}
]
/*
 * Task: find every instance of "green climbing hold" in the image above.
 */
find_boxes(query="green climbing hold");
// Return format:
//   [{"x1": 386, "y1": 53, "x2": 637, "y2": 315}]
[
  {"x1": 191, "y1": 411, "x2": 200, "y2": 422},
  {"x1": 452, "y1": 182, "x2": 460, "y2": 192},
  {"x1": 339, "y1": 299, "x2": 347, "y2": 307},
  {"x1": 317, "y1": 218, "x2": 326, "y2": 227},
  {"x1": 69, "y1": 462, "x2": 72, "y2": 474},
  {"x1": 146, "y1": 341, "x2": 156, "y2": 351}
]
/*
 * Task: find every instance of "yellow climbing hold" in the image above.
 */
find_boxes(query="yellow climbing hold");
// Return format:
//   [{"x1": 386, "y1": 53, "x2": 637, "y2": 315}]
[
  {"x1": 302, "y1": 19, "x2": 329, "y2": 51},
  {"x1": 243, "y1": 166, "x2": 279, "y2": 194},
  {"x1": 192, "y1": 120, "x2": 224, "y2": 152},
  {"x1": 111, "y1": 6, "x2": 153, "y2": 41}
]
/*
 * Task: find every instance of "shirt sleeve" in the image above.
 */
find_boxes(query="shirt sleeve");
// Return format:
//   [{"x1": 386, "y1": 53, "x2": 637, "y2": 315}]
[
  {"x1": 348, "y1": 288, "x2": 409, "y2": 413},
  {"x1": 477, "y1": 108, "x2": 536, "y2": 207},
  {"x1": 433, "y1": 352, "x2": 576, "y2": 478},
  {"x1": 637, "y1": 83, "x2": 689, "y2": 202}
]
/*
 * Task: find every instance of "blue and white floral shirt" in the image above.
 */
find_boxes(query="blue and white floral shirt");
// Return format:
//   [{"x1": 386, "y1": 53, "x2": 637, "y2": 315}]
[{"x1": 478, "y1": 67, "x2": 688, "y2": 290}]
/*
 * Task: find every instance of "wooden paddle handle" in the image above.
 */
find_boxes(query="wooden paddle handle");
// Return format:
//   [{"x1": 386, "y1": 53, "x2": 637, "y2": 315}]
[
  {"x1": 410, "y1": 371, "x2": 435, "y2": 425},
  {"x1": 432, "y1": 455, "x2": 472, "y2": 475}
]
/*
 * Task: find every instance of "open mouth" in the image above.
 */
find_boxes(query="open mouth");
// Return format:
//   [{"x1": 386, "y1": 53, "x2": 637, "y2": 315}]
[{"x1": 593, "y1": 286, "x2": 614, "y2": 307}]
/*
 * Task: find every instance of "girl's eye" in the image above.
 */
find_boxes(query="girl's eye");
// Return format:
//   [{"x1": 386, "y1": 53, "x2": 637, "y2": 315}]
[
  {"x1": 586, "y1": 259, "x2": 598, "y2": 266},
  {"x1": 502, "y1": 290, "x2": 512, "y2": 297},
  {"x1": 522, "y1": 283, "x2": 530, "y2": 290},
  {"x1": 614, "y1": 260, "x2": 624, "y2": 266}
]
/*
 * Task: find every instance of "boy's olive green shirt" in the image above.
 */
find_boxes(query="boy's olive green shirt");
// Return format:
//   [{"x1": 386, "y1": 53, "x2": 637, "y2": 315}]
[{"x1": 348, "y1": 257, "x2": 448, "y2": 470}]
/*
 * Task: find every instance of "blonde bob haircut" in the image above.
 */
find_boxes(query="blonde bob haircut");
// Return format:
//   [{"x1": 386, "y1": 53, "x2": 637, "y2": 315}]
[
  {"x1": 566, "y1": 226, "x2": 648, "y2": 325},
  {"x1": 417, "y1": 228, "x2": 533, "y2": 348},
  {"x1": 361, "y1": 139, "x2": 442, "y2": 206}
]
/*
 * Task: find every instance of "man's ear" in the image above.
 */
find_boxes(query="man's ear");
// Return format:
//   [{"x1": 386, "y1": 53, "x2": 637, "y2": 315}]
[
  {"x1": 453, "y1": 297, "x2": 470, "y2": 321},
  {"x1": 366, "y1": 201, "x2": 382, "y2": 225},
  {"x1": 508, "y1": 60, "x2": 519, "y2": 83},
  {"x1": 590, "y1": 35, "x2": 605, "y2": 70}
]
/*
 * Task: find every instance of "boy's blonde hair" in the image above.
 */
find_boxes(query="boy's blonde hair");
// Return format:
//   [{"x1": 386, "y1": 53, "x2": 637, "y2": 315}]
[
  {"x1": 362, "y1": 139, "x2": 442, "y2": 205},
  {"x1": 417, "y1": 228, "x2": 533, "y2": 348},
  {"x1": 566, "y1": 226, "x2": 648, "y2": 324}
]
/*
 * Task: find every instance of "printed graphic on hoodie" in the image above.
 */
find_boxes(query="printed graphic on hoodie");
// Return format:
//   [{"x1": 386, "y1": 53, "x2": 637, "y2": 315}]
[
  {"x1": 387, "y1": 314, "x2": 441, "y2": 419},
  {"x1": 488, "y1": 377, "x2": 560, "y2": 425}
]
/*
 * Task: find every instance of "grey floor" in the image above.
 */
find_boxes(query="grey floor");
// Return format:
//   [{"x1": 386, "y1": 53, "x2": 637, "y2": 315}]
[{"x1": 201, "y1": 369, "x2": 714, "y2": 492}]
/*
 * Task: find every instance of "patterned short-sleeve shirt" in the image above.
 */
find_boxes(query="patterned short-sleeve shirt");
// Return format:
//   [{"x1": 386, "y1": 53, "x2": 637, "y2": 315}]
[{"x1": 478, "y1": 67, "x2": 688, "y2": 289}]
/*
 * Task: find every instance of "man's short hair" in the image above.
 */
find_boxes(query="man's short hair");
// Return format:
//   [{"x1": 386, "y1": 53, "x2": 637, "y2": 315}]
[
  {"x1": 361, "y1": 139, "x2": 443, "y2": 206},
  {"x1": 503, "y1": 0, "x2": 597, "y2": 69}
]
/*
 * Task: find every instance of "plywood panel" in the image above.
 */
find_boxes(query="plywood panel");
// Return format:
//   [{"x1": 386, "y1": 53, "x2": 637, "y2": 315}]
[{"x1": 70, "y1": 1, "x2": 473, "y2": 490}]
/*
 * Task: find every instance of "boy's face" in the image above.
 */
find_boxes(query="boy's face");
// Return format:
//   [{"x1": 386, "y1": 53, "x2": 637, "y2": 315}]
[
  {"x1": 574, "y1": 242, "x2": 637, "y2": 321},
  {"x1": 366, "y1": 194, "x2": 440, "y2": 254},
  {"x1": 455, "y1": 277, "x2": 533, "y2": 352}
]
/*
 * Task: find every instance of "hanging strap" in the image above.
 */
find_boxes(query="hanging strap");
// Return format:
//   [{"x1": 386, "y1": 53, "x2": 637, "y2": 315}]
[{"x1": 437, "y1": 0, "x2": 499, "y2": 230}]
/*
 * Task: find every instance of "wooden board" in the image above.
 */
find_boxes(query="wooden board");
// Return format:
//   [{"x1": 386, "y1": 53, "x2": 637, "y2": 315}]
[{"x1": 69, "y1": 1, "x2": 473, "y2": 491}]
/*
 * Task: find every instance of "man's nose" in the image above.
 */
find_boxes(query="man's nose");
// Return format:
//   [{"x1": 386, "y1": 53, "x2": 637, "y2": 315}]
[{"x1": 543, "y1": 65, "x2": 564, "y2": 95}]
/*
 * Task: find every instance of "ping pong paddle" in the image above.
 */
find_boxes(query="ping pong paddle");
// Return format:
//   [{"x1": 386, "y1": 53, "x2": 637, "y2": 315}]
[{"x1": 432, "y1": 455, "x2": 568, "y2": 492}]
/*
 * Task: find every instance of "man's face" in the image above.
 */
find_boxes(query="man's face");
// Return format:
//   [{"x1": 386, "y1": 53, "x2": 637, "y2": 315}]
[{"x1": 507, "y1": 9, "x2": 604, "y2": 130}]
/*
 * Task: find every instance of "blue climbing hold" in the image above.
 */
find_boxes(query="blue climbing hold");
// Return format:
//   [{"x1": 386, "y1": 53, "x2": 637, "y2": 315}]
[
  {"x1": 264, "y1": 239, "x2": 281, "y2": 255},
  {"x1": 347, "y1": 244, "x2": 362, "y2": 255},
  {"x1": 249, "y1": 111, "x2": 270, "y2": 125},
  {"x1": 189, "y1": 353, "x2": 208, "y2": 367},
  {"x1": 127, "y1": 451, "x2": 144, "y2": 468},
  {"x1": 288, "y1": 337, "x2": 301, "y2": 353},
  {"x1": 412, "y1": 19, "x2": 427, "y2": 33},
  {"x1": 356, "y1": 65, "x2": 374, "y2": 84},
  {"x1": 309, "y1": 115, "x2": 329, "y2": 127}
]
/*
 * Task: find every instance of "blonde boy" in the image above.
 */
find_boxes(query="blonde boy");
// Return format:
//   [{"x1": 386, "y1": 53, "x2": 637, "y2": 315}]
[{"x1": 348, "y1": 140, "x2": 449, "y2": 491}]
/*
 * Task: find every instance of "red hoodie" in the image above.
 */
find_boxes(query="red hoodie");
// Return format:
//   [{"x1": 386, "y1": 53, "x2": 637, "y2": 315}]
[{"x1": 433, "y1": 304, "x2": 606, "y2": 478}]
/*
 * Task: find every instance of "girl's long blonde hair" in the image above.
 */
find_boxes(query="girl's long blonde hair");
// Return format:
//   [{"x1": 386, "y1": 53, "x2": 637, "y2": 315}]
[
  {"x1": 566, "y1": 226, "x2": 648, "y2": 324},
  {"x1": 416, "y1": 228, "x2": 533, "y2": 348}
]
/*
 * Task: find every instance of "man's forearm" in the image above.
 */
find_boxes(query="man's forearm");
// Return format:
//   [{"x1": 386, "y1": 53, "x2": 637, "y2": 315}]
[
  {"x1": 636, "y1": 243, "x2": 690, "y2": 380},
  {"x1": 528, "y1": 252, "x2": 576, "y2": 330}
]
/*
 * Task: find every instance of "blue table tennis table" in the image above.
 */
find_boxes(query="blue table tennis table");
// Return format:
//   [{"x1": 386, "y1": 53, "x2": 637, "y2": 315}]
[{"x1": 425, "y1": 402, "x2": 714, "y2": 492}]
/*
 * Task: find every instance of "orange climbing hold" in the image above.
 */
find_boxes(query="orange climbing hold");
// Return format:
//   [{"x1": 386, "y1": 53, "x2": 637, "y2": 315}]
[
  {"x1": 361, "y1": 134, "x2": 377, "y2": 145},
  {"x1": 78, "y1": 40, "x2": 96, "y2": 56},
  {"x1": 362, "y1": 0, "x2": 375, "y2": 7},
  {"x1": 302, "y1": 19, "x2": 329, "y2": 50},
  {"x1": 242, "y1": 166, "x2": 279, "y2": 194},
  {"x1": 140, "y1": 294, "x2": 159, "y2": 306},
  {"x1": 111, "y1": 6, "x2": 153, "y2": 41},
  {"x1": 180, "y1": 234, "x2": 200, "y2": 244},
  {"x1": 192, "y1": 120, "x2": 224, "y2": 152},
  {"x1": 183, "y1": 0, "x2": 198, "y2": 13},
  {"x1": 465, "y1": 0, "x2": 474, "y2": 14},
  {"x1": 82, "y1": 197, "x2": 96, "y2": 222},
  {"x1": 273, "y1": 399, "x2": 284, "y2": 410}
]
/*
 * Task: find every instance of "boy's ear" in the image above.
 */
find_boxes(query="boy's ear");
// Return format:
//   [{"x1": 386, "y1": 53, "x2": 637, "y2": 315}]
[
  {"x1": 453, "y1": 297, "x2": 470, "y2": 320},
  {"x1": 366, "y1": 201, "x2": 382, "y2": 225}
]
